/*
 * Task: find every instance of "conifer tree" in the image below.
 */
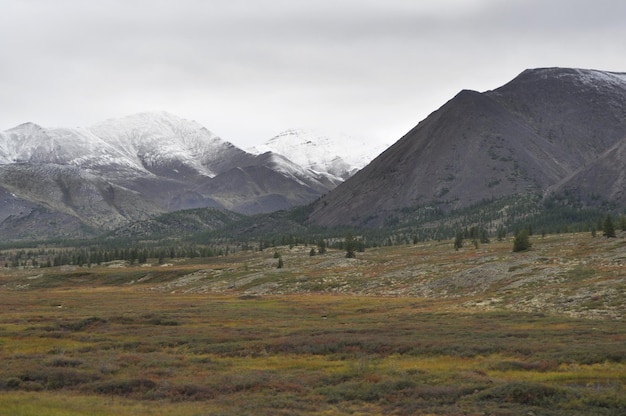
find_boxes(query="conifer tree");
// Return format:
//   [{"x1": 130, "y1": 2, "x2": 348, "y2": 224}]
[
  {"x1": 496, "y1": 226, "x2": 506, "y2": 241},
  {"x1": 344, "y1": 232, "x2": 357, "y2": 258},
  {"x1": 454, "y1": 231, "x2": 464, "y2": 251},
  {"x1": 513, "y1": 228, "x2": 531, "y2": 252},
  {"x1": 603, "y1": 214, "x2": 616, "y2": 238},
  {"x1": 317, "y1": 239, "x2": 327, "y2": 254}
]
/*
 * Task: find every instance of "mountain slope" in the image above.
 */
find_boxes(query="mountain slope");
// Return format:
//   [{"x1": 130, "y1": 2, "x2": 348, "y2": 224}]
[
  {"x1": 308, "y1": 68, "x2": 626, "y2": 227},
  {"x1": 0, "y1": 164, "x2": 163, "y2": 229},
  {"x1": 547, "y1": 137, "x2": 626, "y2": 208}
]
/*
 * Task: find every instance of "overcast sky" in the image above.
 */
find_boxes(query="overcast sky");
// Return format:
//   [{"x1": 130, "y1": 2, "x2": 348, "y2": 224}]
[{"x1": 1, "y1": 0, "x2": 625, "y2": 149}]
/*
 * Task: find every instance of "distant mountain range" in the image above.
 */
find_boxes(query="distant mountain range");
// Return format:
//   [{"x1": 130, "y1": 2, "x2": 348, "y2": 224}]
[
  {"x1": 307, "y1": 68, "x2": 626, "y2": 227},
  {"x1": 2, "y1": 67, "x2": 625, "y2": 240},
  {"x1": 0, "y1": 112, "x2": 377, "y2": 239}
]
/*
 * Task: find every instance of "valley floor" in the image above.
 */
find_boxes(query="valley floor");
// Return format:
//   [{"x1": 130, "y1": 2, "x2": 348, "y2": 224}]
[{"x1": 0, "y1": 233, "x2": 624, "y2": 415}]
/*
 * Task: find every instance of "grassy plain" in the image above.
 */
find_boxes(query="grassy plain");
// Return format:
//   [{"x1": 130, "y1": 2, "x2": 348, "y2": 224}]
[{"x1": 0, "y1": 233, "x2": 624, "y2": 415}]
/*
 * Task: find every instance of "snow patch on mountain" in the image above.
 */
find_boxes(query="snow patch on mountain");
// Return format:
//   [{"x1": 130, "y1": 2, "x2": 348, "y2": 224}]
[
  {"x1": 538, "y1": 68, "x2": 626, "y2": 90},
  {"x1": 572, "y1": 69, "x2": 626, "y2": 89}
]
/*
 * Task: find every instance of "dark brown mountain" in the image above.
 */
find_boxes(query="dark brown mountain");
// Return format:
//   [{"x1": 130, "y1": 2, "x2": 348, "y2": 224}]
[{"x1": 307, "y1": 68, "x2": 626, "y2": 227}]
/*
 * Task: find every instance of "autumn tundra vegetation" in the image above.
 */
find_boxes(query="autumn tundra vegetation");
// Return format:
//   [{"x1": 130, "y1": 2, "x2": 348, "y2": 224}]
[{"x1": 0, "y1": 223, "x2": 625, "y2": 416}]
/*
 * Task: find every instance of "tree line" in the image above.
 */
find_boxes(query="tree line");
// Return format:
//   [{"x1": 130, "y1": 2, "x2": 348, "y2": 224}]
[
  {"x1": 1, "y1": 244, "x2": 231, "y2": 269},
  {"x1": 2, "y1": 208, "x2": 625, "y2": 269}
]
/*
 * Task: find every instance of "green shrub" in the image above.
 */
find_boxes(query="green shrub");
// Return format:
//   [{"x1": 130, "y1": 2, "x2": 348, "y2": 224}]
[
  {"x1": 47, "y1": 357, "x2": 84, "y2": 368},
  {"x1": 4, "y1": 377, "x2": 22, "y2": 390},
  {"x1": 513, "y1": 228, "x2": 531, "y2": 252},
  {"x1": 489, "y1": 360, "x2": 558, "y2": 372},
  {"x1": 17, "y1": 367, "x2": 99, "y2": 390},
  {"x1": 478, "y1": 382, "x2": 569, "y2": 406},
  {"x1": 59, "y1": 316, "x2": 107, "y2": 331},
  {"x1": 89, "y1": 378, "x2": 157, "y2": 396}
]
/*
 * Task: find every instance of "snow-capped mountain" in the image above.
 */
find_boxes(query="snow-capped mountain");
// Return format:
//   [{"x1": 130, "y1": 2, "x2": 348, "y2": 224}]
[
  {"x1": 89, "y1": 112, "x2": 251, "y2": 178},
  {"x1": 0, "y1": 112, "x2": 360, "y2": 239},
  {"x1": 249, "y1": 129, "x2": 387, "y2": 180},
  {"x1": 0, "y1": 112, "x2": 250, "y2": 179}
]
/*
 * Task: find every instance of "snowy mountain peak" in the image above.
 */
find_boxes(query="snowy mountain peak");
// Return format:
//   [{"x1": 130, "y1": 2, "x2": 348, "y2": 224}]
[
  {"x1": 518, "y1": 67, "x2": 626, "y2": 89},
  {"x1": 7, "y1": 122, "x2": 45, "y2": 133},
  {"x1": 250, "y1": 128, "x2": 386, "y2": 180},
  {"x1": 89, "y1": 111, "x2": 236, "y2": 177},
  {"x1": 0, "y1": 112, "x2": 246, "y2": 178},
  {"x1": 92, "y1": 111, "x2": 207, "y2": 136}
]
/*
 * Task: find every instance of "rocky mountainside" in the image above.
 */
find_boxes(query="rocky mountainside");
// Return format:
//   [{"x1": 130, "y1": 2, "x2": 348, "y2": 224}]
[
  {"x1": 548, "y1": 137, "x2": 626, "y2": 208},
  {"x1": 0, "y1": 112, "x2": 366, "y2": 239},
  {"x1": 307, "y1": 68, "x2": 626, "y2": 227}
]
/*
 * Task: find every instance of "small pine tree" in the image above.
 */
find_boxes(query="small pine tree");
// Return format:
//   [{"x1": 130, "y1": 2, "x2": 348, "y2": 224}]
[
  {"x1": 344, "y1": 232, "x2": 357, "y2": 258},
  {"x1": 358, "y1": 240, "x2": 366, "y2": 253},
  {"x1": 496, "y1": 226, "x2": 506, "y2": 241},
  {"x1": 603, "y1": 214, "x2": 616, "y2": 238},
  {"x1": 317, "y1": 239, "x2": 327, "y2": 254},
  {"x1": 513, "y1": 228, "x2": 531, "y2": 252},
  {"x1": 309, "y1": 248, "x2": 316, "y2": 256},
  {"x1": 480, "y1": 229, "x2": 490, "y2": 244},
  {"x1": 454, "y1": 231, "x2": 464, "y2": 251},
  {"x1": 277, "y1": 257, "x2": 284, "y2": 269}
]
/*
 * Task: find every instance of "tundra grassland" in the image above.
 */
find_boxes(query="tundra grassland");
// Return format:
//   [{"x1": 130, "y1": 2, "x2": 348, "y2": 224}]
[{"x1": 0, "y1": 233, "x2": 624, "y2": 415}]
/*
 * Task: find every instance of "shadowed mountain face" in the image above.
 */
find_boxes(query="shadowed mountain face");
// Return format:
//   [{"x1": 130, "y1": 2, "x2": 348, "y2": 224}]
[{"x1": 307, "y1": 68, "x2": 626, "y2": 227}]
